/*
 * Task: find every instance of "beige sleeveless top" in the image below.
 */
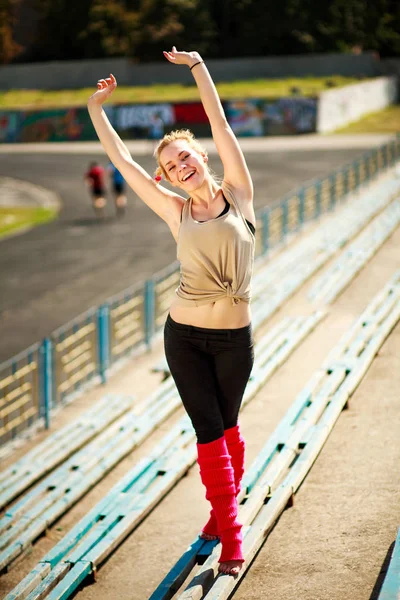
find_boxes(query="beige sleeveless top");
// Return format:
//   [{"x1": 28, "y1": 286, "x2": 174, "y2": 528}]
[{"x1": 175, "y1": 181, "x2": 255, "y2": 307}]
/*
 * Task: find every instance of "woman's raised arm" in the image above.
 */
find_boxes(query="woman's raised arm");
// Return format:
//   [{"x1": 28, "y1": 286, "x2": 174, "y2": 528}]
[
  {"x1": 164, "y1": 48, "x2": 253, "y2": 202},
  {"x1": 87, "y1": 74, "x2": 184, "y2": 222}
]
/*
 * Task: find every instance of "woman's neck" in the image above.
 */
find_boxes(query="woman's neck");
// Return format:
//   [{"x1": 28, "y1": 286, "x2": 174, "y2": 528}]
[{"x1": 191, "y1": 177, "x2": 220, "y2": 208}]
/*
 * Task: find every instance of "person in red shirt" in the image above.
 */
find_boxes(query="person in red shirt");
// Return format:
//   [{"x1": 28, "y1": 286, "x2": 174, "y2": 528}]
[{"x1": 84, "y1": 162, "x2": 106, "y2": 217}]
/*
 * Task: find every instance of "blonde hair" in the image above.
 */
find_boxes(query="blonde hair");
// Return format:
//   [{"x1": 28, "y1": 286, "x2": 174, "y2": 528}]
[{"x1": 153, "y1": 129, "x2": 211, "y2": 182}]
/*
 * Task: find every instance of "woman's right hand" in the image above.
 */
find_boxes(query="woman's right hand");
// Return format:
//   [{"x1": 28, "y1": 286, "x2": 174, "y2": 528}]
[
  {"x1": 88, "y1": 73, "x2": 117, "y2": 106},
  {"x1": 163, "y1": 47, "x2": 202, "y2": 68}
]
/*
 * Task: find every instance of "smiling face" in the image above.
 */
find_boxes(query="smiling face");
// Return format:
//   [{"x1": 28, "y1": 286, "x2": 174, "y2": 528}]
[{"x1": 159, "y1": 140, "x2": 209, "y2": 191}]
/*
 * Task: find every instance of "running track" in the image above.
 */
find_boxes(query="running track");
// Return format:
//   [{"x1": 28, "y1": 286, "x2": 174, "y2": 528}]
[{"x1": 0, "y1": 135, "x2": 391, "y2": 362}]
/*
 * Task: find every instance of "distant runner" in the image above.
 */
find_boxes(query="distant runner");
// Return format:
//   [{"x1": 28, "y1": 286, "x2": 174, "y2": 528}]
[
  {"x1": 107, "y1": 162, "x2": 127, "y2": 216},
  {"x1": 149, "y1": 113, "x2": 164, "y2": 140},
  {"x1": 84, "y1": 161, "x2": 106, "y2": 218}
]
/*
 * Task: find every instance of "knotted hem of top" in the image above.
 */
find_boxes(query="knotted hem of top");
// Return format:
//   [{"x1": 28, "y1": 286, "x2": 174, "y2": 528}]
[{"x1": 174, "y1": 289, "x2": 251, "y2": 307}]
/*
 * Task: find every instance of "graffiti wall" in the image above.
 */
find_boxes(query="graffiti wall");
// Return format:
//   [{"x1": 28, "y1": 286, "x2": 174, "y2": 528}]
[
  {"x1": 0, "y1": 112, "x2": 20, "y2": 142},
  {"x1": 0, "y1": 98, "x2": 317, "y2": 143},
  {"x1": 109, "y1": 103, "x2": 175, "y2": 139},
  {"x1": 19, "y1": 108, "x2": 98, "y2": 142},
  {"x1": 226, "y1": 97, "x2": 317, "y2": 136},
  {"x1": 0, "y1": 108, "x2": 97, "y2": 143},
  {"x1": 107, "y1": 102, "x2": 211, "y2": 139}
]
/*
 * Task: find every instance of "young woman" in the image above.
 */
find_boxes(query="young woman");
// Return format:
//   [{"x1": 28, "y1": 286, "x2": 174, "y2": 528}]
[{"x1": 88, "y1": 47, "x2": 256, "y2": 576}]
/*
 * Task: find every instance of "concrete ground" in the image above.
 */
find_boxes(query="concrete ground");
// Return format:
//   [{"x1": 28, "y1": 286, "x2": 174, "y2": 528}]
[
  {"x1": 0, "y1": 134, "x2": 392, "y2": 362},
  {"x1": 0, "y1": 165, "x2": 399, "y2": 599}
]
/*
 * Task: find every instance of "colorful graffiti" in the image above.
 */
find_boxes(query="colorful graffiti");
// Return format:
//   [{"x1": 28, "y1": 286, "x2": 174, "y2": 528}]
[
  {"x1": 0, "y1": 112, "x2": 20, "y2": 142},
  {"x1": 109, "y1": 103, "x2": 175, "y2": 139},
  {"x1": 173, "y1": 103, "x2": 209, "y2": 124},
  {"x1": 227, "y1": 97, "x2": 317, "y2": 136},
  {"x1": 0, "y1": 98, "x2": 317, "y2": 144},
  {"x1": 18, "y1": 108, "x2": 97, "y2": 143}
]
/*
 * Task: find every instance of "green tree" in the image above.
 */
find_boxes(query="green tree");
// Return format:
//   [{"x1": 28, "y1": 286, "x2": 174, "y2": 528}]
[
  {"x1": 206, "y1": 0, "x2": 400, "y2": 57},
  {"x1": 82, "y1": 0, "x2": 139, "y2": 58},
  {"x1": 206, "y1": 0, "x2": 328, "y2": 57},
  {"x1": 30, "y1": 0, "x2": 217, "y2": 62},
  {"x1": 31, "y1": 0, "x2": 93, "y2": 60},
  {"x1": 0, "y1": 0, "x2": 23, "y2": 63},
  {"x1": 9, "y1": 0, "x2": 400, "y2": 63},
  {"x1": 132, "y1": 0, "x2": 216, "y2": 61},
  {"x1": 363, "y1": 0, "x2": 400, "y2": 56}
]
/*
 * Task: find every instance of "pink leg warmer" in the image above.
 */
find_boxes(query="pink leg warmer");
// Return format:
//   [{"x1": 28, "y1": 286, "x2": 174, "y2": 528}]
[
  {"x1": 225, "y1": 424, "x2": 246, "y2": 495},
  {"x1": 197, "y1": 436, "x2": 244, "y2": 563},
  {"x1": 201, "y1": 425, "x2": 246, "y2": 538}
]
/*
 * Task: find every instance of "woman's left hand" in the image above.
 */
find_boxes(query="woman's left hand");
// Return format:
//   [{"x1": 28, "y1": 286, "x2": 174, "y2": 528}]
[
  {"x1": 88, "y1": 74, "x2": 117, "y2": 107},
  {"x1": 163, "y1": 47, "x2": 202, "y2": 69}
]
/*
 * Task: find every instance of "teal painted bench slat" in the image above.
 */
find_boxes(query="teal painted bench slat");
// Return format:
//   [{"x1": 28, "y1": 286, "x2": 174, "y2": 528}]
[
  {"x1": 378, "y1": 527, "x2": 400, "y2": 600},
  {"x1": 0, "y1": 395, "x2": 135, "y2": 511},
  {"x1": 159, "y1": 271, "x2": 400, "y2": 600},
  {"x1": 149, "y1": 538, "x2": 207, "y2": 600},
  {"x1": 308, "y1": 200, "x2": 400, "y2": 306},
  {"x1": 4, "y1": 312, "x2": 320, "y2": 597}
]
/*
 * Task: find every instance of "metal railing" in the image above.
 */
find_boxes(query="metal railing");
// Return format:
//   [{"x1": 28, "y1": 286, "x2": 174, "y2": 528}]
[
  {"x1": 0, "y1": 343, "x2": 41, "y2": 445},
  {"x1": 51, "y1": 309, "x2": 99, "y2": 404},
  {"x1": 1, "y1": 135, "x2": 399, "y2": 446},
  {"x1": 108, "y1": 282, "x2": 146, "y2": 366}
]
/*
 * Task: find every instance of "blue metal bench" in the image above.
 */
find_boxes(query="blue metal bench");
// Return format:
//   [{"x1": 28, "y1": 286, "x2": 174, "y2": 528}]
[
  {"x1": 0, "y1": 394, "x2": 135, "y2": 510},
  {"x1": 5, "y1": 267, "x2": 399, "y2": 597},
  {"x1": 309, "y1": 198, "x2": 400, "y2": 305},
  {"x1": 377, "y1": 527, "x2": 400, "y2": 600},
  {"x1": 3, "y1": 174, "x2": 400, "y2": 595},
  {"x1": 3, "y1": 310, "x2": 325, "y2": 597},
  {"x1": 149, "y1": 271, "x2": 400, "y2": 600}
]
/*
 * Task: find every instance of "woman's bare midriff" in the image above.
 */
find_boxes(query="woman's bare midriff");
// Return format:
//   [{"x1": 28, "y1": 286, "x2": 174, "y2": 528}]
[{"x1": 169, "y1": 296, "x2": 252, "y2": 329}]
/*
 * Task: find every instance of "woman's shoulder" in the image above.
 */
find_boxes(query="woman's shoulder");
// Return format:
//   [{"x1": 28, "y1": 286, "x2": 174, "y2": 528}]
[
  {"x1": 164, "y1": 193, "x2": 186, "y2": 226},
  {"x1": 221, "y1": 180, "x2": 253, "y2": 205}
]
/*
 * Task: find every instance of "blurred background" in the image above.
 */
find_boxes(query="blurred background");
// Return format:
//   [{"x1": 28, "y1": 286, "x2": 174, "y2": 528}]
[
  {"x1": 1, "y1": 0, "x2": 400, "y2": 64},
  {"x1": 0, "y1": 0, "x2": 399, "y2": 361},
  {"x1": 0, "y1": 0, "x2": 399, "y2": 355}
]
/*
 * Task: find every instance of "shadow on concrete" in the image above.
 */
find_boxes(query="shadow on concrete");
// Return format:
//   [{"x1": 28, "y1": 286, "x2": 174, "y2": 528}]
[{"x1": 369, "y1": 540, "x2": 395, "y2": 600}]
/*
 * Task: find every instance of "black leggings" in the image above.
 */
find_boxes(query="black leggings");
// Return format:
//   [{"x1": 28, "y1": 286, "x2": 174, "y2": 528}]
[{"x1": 164, "y1": 314, "x2": 254, "y2": 444}]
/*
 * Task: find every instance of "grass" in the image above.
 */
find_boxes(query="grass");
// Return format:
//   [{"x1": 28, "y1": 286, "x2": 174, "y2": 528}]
[
  {"x1": 0, "y1": 76, "x2": 360, "y2": 109},
  {"x1": 334, "y1": 105, "x2": 400, "y2": 134},
  {"x1": 0, "y1": 207, "x2": 57, "y2": 239}
]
